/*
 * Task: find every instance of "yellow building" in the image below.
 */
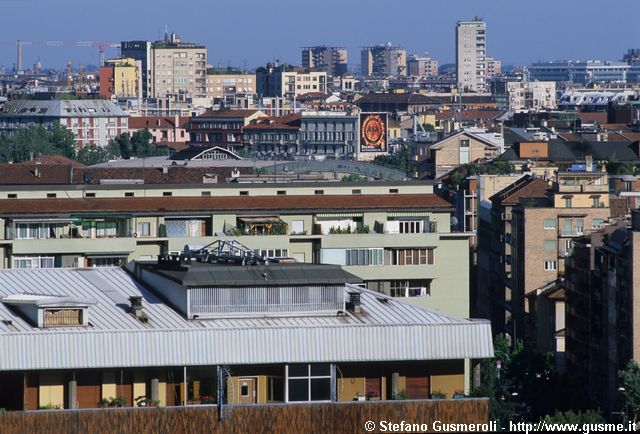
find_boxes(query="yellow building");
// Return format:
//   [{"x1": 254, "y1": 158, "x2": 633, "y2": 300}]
[{"x1": 100, "y1": 58, "x2": 141, "y2": 98}]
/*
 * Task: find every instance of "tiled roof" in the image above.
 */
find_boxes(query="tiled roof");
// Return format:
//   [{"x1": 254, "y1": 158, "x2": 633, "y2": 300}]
[
  {"x1": 195, "y1": 109, "x2": 262, "y2": 119},
  {"x1": 245, "y1": 113, "x2": 301, "y2": 130},
  {"x1": 495, "y1": 177, "x2": 551, "y2": 206},
  {"x1": 128, "y1": 116, "x2": 190, "y2": 130},
  {"x1": 0, "y1": 194, "x2": 453, "y2": 215},
  {"x1": 435, "y1": 109, "x2": 503, "y2": 122}
]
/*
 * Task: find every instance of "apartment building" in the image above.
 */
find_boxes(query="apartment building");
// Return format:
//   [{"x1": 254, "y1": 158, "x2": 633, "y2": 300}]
[
  {"x1": 128, "y1": 115, "x2": 190, "y2": 145},
  {"x1": 456, "y1": 18, "x2": 487, "y2": 92},
  {"x1": 419, "y1": 129, "x2": 504, "y2": 179},
  {"x1": 0, "y1": 99, "x2": 128, "y2": 147},
  {"x1": 407, "y1": 55, "x2": 439, "y2": 78},
  {"x1": 256, "y1": 64, "x2": 327, "y2": 101},
  {"x1": 187, "y1": 109, "x2": 266, "y2": 149},
  {"x1": 120, "y1": 41, "x2": 152, "y2": 98},
  {"x1": 564, "y1": 219, "x2": 628, "y2": 412},
  {"x1": 0, "y1": 180, "x2": 471, "y2": 317},
  {"x1": 0, "y1": 259, "x2": 492, "y2": 410},
  {"x1": 485, "y1": 57, "x2": 501, "y2": 79},
  {"x1": 99, "y1": 58, "x2": 142, "y2": 99},
  {"x1": 476, "y1": 169, "x2": 611, "y2": 348},
  {"x1": 529, "y1": 60, "x2": 630, "y2": 84},
  {"x1": 150, "y1": 34, "x2": 207, "y2": 99},
  {"x1": 205, "y1": 69, "x2": 256, "y2": 104},
  {"x1": 491, "y1": 80, "x2": 556, "y2": 111},
  {"x1": 301, "y1": 46, "x2": 348, "y2": 77},
  {"x1": 361, "y1": 45, "x2": 407, "y2": 77}
]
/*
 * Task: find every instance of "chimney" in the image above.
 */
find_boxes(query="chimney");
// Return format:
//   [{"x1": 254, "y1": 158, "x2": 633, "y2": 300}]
[
  {"x1": 585, "y1": 154, "x2": 593, "y2": 172},
  {"x1": 346, "y1": 291, "x2": 362, "y2": 314},
  {"x1": 129, "y1": 295, "x2": 148, "y2": 322}
]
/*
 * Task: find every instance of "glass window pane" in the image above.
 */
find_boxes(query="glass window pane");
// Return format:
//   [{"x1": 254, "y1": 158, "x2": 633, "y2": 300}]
[
  {"x1": 288, "y1": 379, "x2": 309, "y2": 402},
  {"x1": 310, "y1": 364, "x2": 330, "y2": 376},
  {"x1": 288, "y1": 364, "x2": 308, "y2": 377},
  {"x1": 310, "y1": 378, "x2": 331, "y2": 401}
]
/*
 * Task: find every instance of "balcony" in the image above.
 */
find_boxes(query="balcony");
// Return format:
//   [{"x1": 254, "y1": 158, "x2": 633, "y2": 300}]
[
  {"x1": 320, "y1": 233, "x2": 439, "y2": 249},
  {"x1": 11, "y1": 237, "x2": 137, "y2": 255}
]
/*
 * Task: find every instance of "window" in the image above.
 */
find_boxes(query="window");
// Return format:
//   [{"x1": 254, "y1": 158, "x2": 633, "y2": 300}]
[
  {"x1": 592, "y1": 218, "x2": 604, "y2": 229},
  {"x1": 286, "y1": 364, "x2": 331, "y2": 402},
  {"x1": 390, "y1": 280, "x2": 432, "y2": 297},
  {"x1": 47, "y1": 193, "x2": 57, "y2": 198},
  {"x1": 163, "y1": 192, "x2": 173, "y2": 197},
  {"x1": 8, "y1": 194, "x2": 16, "y2": 199},
  {"x1": 256, "y1": 249, "x2": 288, "y2": 259},
  {"x1": 564, "y1": 197, "x2": 573, "y2": 208},
  {"x1": 277, "y1": 190, "x2": 286, "y2": 196},
  {"x1": 201, "y1": 191, "x2": 211, "y2": 197},
  {"x1": 576, "y1": 219, "x2": 584, "y2": 235},
  {"x1": 13, "y1": 256, "x2": 55, "y2": 269},
  {"x1": 345, "y1": 248, "x2": 383, "y2": 266},
  {"x1": 392, "y1": 249, "x2": 434, "y2": 265},
  {"x1": 291, "y1": 220, "x2": 304, "y2": 235},
  {"x1": 44, "y1": 309, "x2": 82, "y2": 327},
  {"x1": 315, "y1": 190, "x2": 324, "y2": 195},
  {"x1": 125, "y1": 192, "x2": 134, "y2": 197},
  {"x1": 389, "y1": 189, "x2": 399, "y2": 194},
  {"x1": 460, "y1": 139, "x2": 470, "y2": 147},
  {"x1": 544, "y1": 219, "x2": 556, "y2": 230},
  {"x1": 544, "y1": 240, "x2": 556, "y2": 251},
  {"x1": 592, "y1": 196, "x2": 600, "y2": 207},
  {"x1": 239, "y1": 191, "x2": 249, "y2": 196},
  {"x1": 352, "y1": 189, "x2": 361, "y2": 195},
  {"x1": 544, "y1": 260, "x2": 557, "y2": 271},
  {"x1": 136, "y1": 222, "x2": 151, "y2": 237},
  {"x1": 85, "y1": 192, "x2": 96, "y2": 198}
]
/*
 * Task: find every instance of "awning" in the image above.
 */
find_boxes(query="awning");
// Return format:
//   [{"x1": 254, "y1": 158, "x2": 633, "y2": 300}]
[
  {"x1": 85, "y1": 252, "x2": 131, "y2": 258},
  {"x1": 387, "y1": 212, "x2": 431, "y2": 218},
  {"x1": 12, "y1": 218, "x2": 77, "y2": 224},
  {"x1": 316, "y1": 213, "x2": 363, "y2": 218},
  {"x1": 238, "y1": 217, "x2": 283, "y2": 224},
  {"x1": 70, "y1": 214, "x2": 132, "y2": 219}
]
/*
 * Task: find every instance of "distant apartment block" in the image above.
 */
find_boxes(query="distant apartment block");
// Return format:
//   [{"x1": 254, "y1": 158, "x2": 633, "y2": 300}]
[
  {"x1": 529, "y1": 60, "x2": 630, "y2": 84},
  {"x1": 485, "y1": 56, "x2": 501, "y2": 78},
  {"x1": 99, "y1": 58, "x2": 142, "y2": 99},
  {"x1": 0, "y1": 99, "x2": 128, "y2": 147},
  {"x1": 492, "y1": 80, "x2": 556, "y2": 111},
  {"x1": 188, "y1": 109, "x2": 266, "y2": 149},
  {"x1": 456, "y1": 18, "x2": 487, "y2": 92},
  {"x1": 150, "y1": 33, "x2": 207, "y2": 99},
  {"x1": 256, "y1": 64, "x2": 327, "y2": 100},
  {"x1": 407, "y1": 55, "x2": 438, "y2": 78},
  {"x1": 205, "y1": 69, "x2": 256, "y2": 104},
  {"x1": 120, "y1": 40, "x2": 152, "y2": 98},
  {"x1": 301, "y1": 46, "x2": 348, "y2": 77},
  {"x1": 361, "y1": 45, "x2": 407, "y2": 77}
]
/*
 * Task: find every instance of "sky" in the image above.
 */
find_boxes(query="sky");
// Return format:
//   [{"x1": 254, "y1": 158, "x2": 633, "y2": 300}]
[{"x1": 0, "y1": 0, "x2": 638, "y2": 71}]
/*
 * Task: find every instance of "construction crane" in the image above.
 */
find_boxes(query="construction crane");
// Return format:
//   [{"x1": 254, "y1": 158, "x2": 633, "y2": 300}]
[{"x1": 0, "y1": 40, "x2": 120, "y2": 71}]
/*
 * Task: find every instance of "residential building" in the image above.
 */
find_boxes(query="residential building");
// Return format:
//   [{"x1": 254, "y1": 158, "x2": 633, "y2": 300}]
[
  {"x1": 120, "y1": 41, "x2": 152, "y2": 98},
  {"x1": 150, "y1": 33, "x2": 207, "y2": 99},
  {"x1": 128, "y1": 115, "x2": 190, "y2": 145},
  {"x1": 477, "y1": 169, "x2": 611, "y2": 351},
  {"x1": 0, "y1": 99, "x2": 128, "y2": 147},
  {"x1": 407, "y1": 55, "x2": 438, "y2": 78},
  {"x1": 187, "y1": 109, "x2": 266, "y2": 149},
  {"x1": 0, "y1": 259, "x2": 493, "y2": 410},
  {"x1": 564, "y1": 219, "x2": 627, "y2": 412},
  {"x1": 529, "y1": 61, "x2": 630, "y2": 84},
  {"x1": 485, "y1": 56, "x2": 501, "y2": 79},
  {"x1": 418, "y1": 129, "x2": 504, "y2": 179},
  {"x1": 355, "y1": 93, "x2": 440, "y2": 115},
  {"x1": 205, "y1": 69, "x2": 256, "y2": 105},
  {"x1": 0, "y1": 180, "x2": 471, "y2": 319},
  {"x1": 491, "y1": 80, "x2": 556, "y2": 111},
  {"x1": 99, "y1": 58, "x2": 141, "y2": 99},
  {"x1": 301, "y1": 46, "x2": 348, "y2": 77},
  {"x1": 256, "y1": 64, "x2": 327, "y2": 101},
  {"x1": 456, "y1": 18, "x2": 487, "y2": 92},
  {"x1": 361, "y1": 45, "x2": 407, "y2": 77}
]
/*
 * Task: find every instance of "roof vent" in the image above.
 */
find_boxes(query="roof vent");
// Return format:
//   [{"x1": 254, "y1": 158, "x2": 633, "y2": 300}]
[
  {"x1": 129, "y1": 296, "x2": 149, "y2": 322},
  {"x1": 346, "y1": 291, "x2": 362, "y2": 314}
]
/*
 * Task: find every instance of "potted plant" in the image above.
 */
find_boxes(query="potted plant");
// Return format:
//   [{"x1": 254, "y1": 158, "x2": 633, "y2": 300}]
[
  {"x1": 395, "y1": 390, "x2": 408, "y2": 400},
  {"x1": 366, "y1": 391, "x2": 380, "y2": 401},
  {"x1": 431, "y1": 390, "x2": 446, "y2": 399},
  {"x1": 354, "y1": 392, "x2": 366, "y2": 402}
]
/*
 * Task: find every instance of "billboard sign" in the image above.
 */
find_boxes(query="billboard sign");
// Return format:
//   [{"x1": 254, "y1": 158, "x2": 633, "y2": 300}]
[{"x1": 359, "y1": 113, "x2": 387, "y2": 153}]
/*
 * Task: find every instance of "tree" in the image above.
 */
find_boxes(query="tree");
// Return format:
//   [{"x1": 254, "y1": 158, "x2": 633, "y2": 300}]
[
  {"x1": 373, "y1": 144, "x2": 413, "y2": 175},
  {"x1": 619, "y1": 361, "x2": 640, "y2": 424},
  {"x1": 130, "y1": 129, "x2": 167, "y2": 157},
  {"x1": 113, "y1": 133, "x2": 132, "y2": 159},
  {"x1": 50, "y1": 122, "x2": 76, "y2": 159},
  {"x1": 76, "y1": 144, "x2": 112, "y2": 165},
  {"x1": 341, "y1": 174, "x2": 368, "y2": 182},
  {"x1": 542, "y1": 410, "x2": 605, "y2": 425}
]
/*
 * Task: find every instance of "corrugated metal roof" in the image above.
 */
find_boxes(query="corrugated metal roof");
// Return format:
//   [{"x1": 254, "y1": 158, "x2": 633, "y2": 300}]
[{"x1": 0, "y1": 268, "x2": 493, "y2": 370}]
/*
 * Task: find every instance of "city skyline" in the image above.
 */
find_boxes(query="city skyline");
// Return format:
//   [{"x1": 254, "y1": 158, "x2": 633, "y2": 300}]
[{"x1": 0, "y1": 0, "x2": 638, "y2": 71}]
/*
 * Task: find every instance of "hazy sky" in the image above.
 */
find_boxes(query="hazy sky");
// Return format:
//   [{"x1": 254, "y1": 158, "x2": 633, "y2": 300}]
[{"x1": 0, "y1": 0, "x2": 638, "y2": 70}]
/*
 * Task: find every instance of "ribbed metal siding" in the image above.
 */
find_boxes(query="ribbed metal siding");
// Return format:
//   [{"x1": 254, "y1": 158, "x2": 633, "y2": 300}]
[
  {"x1": 0, "y1": 322, "x2": 494, "y2": 371},
  {"x1": 189, "y1": 286, "x2": 344, "y2": 317}
]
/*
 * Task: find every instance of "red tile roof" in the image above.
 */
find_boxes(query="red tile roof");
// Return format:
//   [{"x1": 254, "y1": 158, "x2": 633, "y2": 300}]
[
  {"x1": 498, "y1": 178, "x2": 551, "y2": 206},
  {"x1": 16, "y1": 156, "x2": 85, "y2": 168},
  {"x1": 0, "y1": 194, "x2": 452, "y2": 215}
]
